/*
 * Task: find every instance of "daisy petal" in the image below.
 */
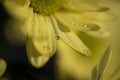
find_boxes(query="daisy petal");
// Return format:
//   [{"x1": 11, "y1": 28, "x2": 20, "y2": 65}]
[
  {"x1": 25, "y1": 14, "x2": 56, "y2": 57},
  {"x1": 78, "y1": 12, "x2": 116, "y2": 21},
  {"x1": 10, "y1": 0, "x2": 27, "y2": 6},
  {"x1": 85, "y1": 30, "x2": 110, "y2": 38},
  {"x1": 0, "y1": 59, "x2": 7, "y2": 77},
  {"x1": 98, "y1": 47, "x2": 111, "y2": 79},
  {"x1": 26, "y1": 38, "x2": 49, "y2": 68},
  {"x1": 54, "y1": 12, "x2": 100, "y2": 32},
  {"x1": 91, "y1": 65, "x2": 98, "y2": 80},
  {"x1": 51, "y1": 16, "x2": 91, "y2": 56},
  {"x1": 3, "y1": 0, "x2": 30, "y2": 19},
  {"x1": 63, "y1": 0, "x2": 109, "y2": 12}
]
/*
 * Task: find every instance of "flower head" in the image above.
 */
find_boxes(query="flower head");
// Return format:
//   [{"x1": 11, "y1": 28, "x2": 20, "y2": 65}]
[{"x1": 3, "y1": 0, "x2": 110, "y2": 67}]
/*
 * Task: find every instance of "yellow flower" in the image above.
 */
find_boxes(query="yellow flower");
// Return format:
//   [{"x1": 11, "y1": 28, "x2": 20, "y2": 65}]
[
  {"x1": 3, "y1": 0, "x2": 110, "y2": 68},
  {"x1": 0, "y1": 59, "x2": 7, "y2": 77}
]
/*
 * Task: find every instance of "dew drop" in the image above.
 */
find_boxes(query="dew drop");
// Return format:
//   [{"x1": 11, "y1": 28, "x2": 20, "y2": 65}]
[
  {"x1": 43, "y1": 46, "x2": 50, "y2": 50},
  {"x1": 83, "y1": 49, "x2": 91, "y2": 56},
  {"x1": 70, "y1": 22, "x2": 79, "y2": 27},
  {"x1": 70, "y1": 22, "x2": 74, "y2": 25},
  {"x1": 56, "y1": 36, "x2": 60, "y2": 40},
  {"x1": 83, "y1": 24, "x2": 88, "y2": 28},
  {"x1": 82, "y1": 24, "x2": 100, "y2": 31},
  {"x1": 70, "y1": 22, "x2": 80, "y2": 30}
]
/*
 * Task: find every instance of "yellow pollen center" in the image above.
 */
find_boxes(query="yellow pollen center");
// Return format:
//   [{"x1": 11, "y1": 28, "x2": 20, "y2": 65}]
[{"x1": 30, "y1": 0, "x2": 66, "y2": 15}]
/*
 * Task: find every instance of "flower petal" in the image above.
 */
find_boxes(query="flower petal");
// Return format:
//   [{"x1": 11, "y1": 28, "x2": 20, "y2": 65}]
[
  {"x1": 84, "y1": 29, "x2": 110, "y2": 38},
  {"x1": 63, "y1": 0, "x2": 109, "y2": 12},
  {"x1": 97, "y1": 47, "x2": 111, "y2": 79},
  {"x1": 3, "y1": 0, "x2": 30, "y2": 19},
  {"x1": 26, "y1": 38, "x2": 49, "y2": 68},
  {"x1": 10, "y1": 0, "x2": 27, "y2": 6},
  {"x1": 0, "y1": 59, "x2": 7, "y2": 77},
  {"x1": 24, "y1": 14, "x2": 56, "y2": 57},
  {"x1": 50, "y1": 16, "x2": 91, "y2": 56},
  {"x1": 54, "y1": 12, "x2": 100, "y2": 32},
  {"x1": 77, "y1": 12, "x2": 116, "y2": 21}
]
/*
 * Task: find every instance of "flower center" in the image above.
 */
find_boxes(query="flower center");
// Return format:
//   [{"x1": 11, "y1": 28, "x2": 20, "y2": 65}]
[{"x1": 30, "y1": 0, "x2": 66, "y2": 15}]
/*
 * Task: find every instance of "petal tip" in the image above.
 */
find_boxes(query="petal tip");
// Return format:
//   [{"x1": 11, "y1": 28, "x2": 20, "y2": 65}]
[
  {"x1": 98, "y1": 7, "x2": 110, "y2": 12},
  {"x1": 29, "y1": 56, "x2": 49, "y2": 68},
  {"x1": 82, "y1": 49, "x2": 92, "y2": 56}
]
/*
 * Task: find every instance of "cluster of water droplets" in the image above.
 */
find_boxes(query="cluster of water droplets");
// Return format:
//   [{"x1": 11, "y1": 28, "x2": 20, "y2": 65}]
[{"x1": 70, "y1": 22, "x2": 100, "y2": 31}]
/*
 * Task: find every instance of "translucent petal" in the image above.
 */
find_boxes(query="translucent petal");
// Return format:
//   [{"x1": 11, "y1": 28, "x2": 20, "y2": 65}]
[
  {"x1": 78, "y1": 12, "x2": 117, "y2": 21},
  {"x1": 63, "y1": 0, "x2": 109, "y2": 12},
  {"x1": 91, "y1": 65, "x2": 98, "y2": 80},
  {"x1": 97, "y1": 47, "x2": 111, "y2": 79},
  {"x1": 24, "y1": 14, "x2": 56, "y2": 57},
  {"x1": 0, "y1": 59, "x2": 7, "y2": 77},
  {"x1": 33, "y1": 38, "x2": 56, "y2": 57},
  {"x1": 91, "y1": 47, "x2": 111, "y2": 80},
  {"x1": 26, "y1": 38, "x2": 49, "y2": 68},
  {"x1": 51, "y1": 16, "x2": 91, "y2": 56},
  {"x1": 10, "y1": 0, "x2": 27, "y2": 6},
  {"x1": 3, "y1": 0, "x2": 30, "y2": 19},
  {"x1": 85, "y1": 30, "x2": 110, "y2": 38},
  {"x1": 54, "y1": 12, "x2": 100, "y2": 32}
]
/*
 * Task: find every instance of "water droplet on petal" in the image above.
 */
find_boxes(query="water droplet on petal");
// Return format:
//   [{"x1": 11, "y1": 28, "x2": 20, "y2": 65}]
[
  {"x1": 83, "y1": 24, "x2": 100, "y2": 31},
  {"x1": 83, "y1": 24, "x2": 88, "y2": 28},
  {"x1": 56, "y1": 36, "x2": 60, "y2": 40},
  {"x1": 83, "y1": 49, "x2": 91, "y2": 56},
  {"x1": 70, "y1": 22, "x2": 78, "y2": 27},
  {"x1": 43, "y1": 46, "x2": 50, "y2": 50}
]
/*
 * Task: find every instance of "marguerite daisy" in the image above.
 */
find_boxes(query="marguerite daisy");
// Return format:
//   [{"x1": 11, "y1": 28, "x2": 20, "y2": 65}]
[{"x1": 3, "y1": 0, "x2": 110, "y2": 67}]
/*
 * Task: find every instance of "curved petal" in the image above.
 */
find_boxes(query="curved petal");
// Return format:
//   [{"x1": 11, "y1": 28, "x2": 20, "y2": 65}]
[
  {"x1": 26, "y1": 38, "x2": 49, "y2": 68},
  {"x1": 63, "y1": 0, "x2": 109, "y2": 12},
  {"x1": 50, "y1": 16, "x2": 91, "y2": 56},
  {"x1": 54, "y1": 12, "x2": 100, "y2": 32},
  {"x1": 10, "y1": 0, "x2": 28, "y2": 6},
  {"x1": 78, "y1": 12, "x2": 117, "y2": 21},
  {"x1": 0, "y1": 59, "x2": 7, "y2": 77},
  {"x1": 54, "y1": 12, "x2": 110, "y2": 38},
  {"x1": 3, "y1": 0, "x2": 30, "y2": 19},
  {"x1": 84, "y1": 30, "x2": 110, "y2": 38},
  {"x1": 24, "y1": 14, "x2": 56, "y2": 57}
]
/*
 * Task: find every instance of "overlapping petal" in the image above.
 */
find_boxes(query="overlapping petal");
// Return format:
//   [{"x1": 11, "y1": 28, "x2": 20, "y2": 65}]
[
  {"x1": 54, "y1": 12, "x2": 110, "y2": 38},
  {"x1": 24, "y1": 13, "x2": 56, "y2": 57},
  {"x1": 77, "y1": 12, "x2": 116, "y2": 21},
  {"x1": 3, "y1": 0, "x2": 30, "y2": 19},
  {"x1": 63, "y1": 0, "x2": 109, "y2": 12},
  {"x1": 54, "y1": 12, "x2": 100, "y2": 32},
  {"x1": 26, "y1": 38, "x2": 49, "y2": 68},
  {"x1": 85, "y1": 30, "x2": 110, "y2": 38},
  {"x1": 50, "y1": 16, "x2": 91, "y2": 56}
]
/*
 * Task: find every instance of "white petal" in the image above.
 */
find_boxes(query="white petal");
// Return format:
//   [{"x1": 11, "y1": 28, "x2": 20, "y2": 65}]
[
  {"x1": 54, "y1": 12, "x2": 110, "y2": 38},
  {"x1": 84, "y1": 29, "x2": 110, "y2": 38},
  {"x1": 9, "y1": 0, "x2": 28, "y2": 6},
  {"x1": 0, "y1": 59, "x2": 7, "y2": 77},
  {"x1": 78, "y1": 12, "x2": 116, "y2": 21},
  {"x1": 24, "y1": 14, "x2": 56, "y2": 56},
  {"x1": 54, "y1": 12, "x2": 100, "y2": 32},
  {"x1": 50, "y1": 16, "x2": 91, "y2": 56},
  {"x1": 26, "y1": 38, "x2": 49, "y2": 68},
  {"x1": 3, "y1": 0, "x2": 30, "y2": 19},
  {"x1": 63, "y1": 0, "x2": 109, "y2": 12},
  {"x1": 97, "y1": 47, "x2": 111, "y2": 79},
  {"x1": 30, "y1": 56, "x2": 49, "y2": 68}
]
